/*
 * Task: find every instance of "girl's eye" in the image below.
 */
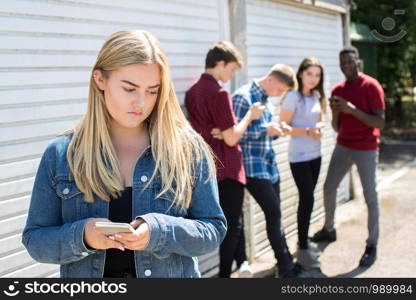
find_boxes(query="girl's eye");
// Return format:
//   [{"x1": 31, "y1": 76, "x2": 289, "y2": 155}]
[
  {"x1": 123, "y1": 87, "x2": 135, "y2": 92},
  {"x1": 148, "y1": 90, "x2": 159, "y2": 95}
]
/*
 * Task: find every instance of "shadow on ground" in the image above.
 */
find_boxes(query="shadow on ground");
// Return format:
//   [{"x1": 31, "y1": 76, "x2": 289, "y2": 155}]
[{"x1": 379, "y1": 139, "x2": 416, "y2": 167}]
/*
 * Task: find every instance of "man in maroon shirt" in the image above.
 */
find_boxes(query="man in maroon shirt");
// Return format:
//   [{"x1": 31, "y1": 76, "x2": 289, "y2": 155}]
[
  {"x1": 185, "y1": 41, "x2": 264, "y2": 277},
  {"x1": 311, "y1": 46, "x2": 385, "y2": 268}
]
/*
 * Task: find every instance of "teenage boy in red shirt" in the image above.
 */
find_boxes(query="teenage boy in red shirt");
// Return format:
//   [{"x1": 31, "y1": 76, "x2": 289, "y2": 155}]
[
  {"x1": 185, "y1": 41, "x2": 264, "y2": 277},
  {"x1": 311, "y1": 46, "x2": 385, "y2": 268}
]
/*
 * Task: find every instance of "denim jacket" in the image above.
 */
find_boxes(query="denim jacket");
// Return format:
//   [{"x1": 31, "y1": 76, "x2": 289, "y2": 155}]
[{"x1": 22, "y1": 134, "x2": 226, "y2": 278}]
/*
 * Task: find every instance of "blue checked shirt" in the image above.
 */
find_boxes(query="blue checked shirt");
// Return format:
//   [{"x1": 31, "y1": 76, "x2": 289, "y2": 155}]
[{"x1": 232, "y1": 80, "x2": 279, "y2": 183}]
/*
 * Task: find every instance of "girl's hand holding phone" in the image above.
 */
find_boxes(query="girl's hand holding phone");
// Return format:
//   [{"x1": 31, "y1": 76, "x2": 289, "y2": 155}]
[
  {"x1": 84, "y1": 218, "x2": 150, "y2": 251},
  {"x1": 111, "y1": 218, "x2": 150, "y2": 251},
  {"x1": 83, "y1": 218, "x2": 126, "y2": 251},
  {"x1": 308, "y1": 127, "x2": 324, "y2": 140}
]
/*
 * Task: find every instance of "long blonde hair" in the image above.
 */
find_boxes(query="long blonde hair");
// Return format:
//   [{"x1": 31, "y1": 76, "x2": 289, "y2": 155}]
[{"x1": 64, "y1": 30, "x2": 215, "y2": 209}]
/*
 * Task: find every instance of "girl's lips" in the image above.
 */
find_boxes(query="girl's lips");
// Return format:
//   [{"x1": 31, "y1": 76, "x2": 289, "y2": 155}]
[{"x1": 129, "y1": 112, "x2": 142, "y2": 116}]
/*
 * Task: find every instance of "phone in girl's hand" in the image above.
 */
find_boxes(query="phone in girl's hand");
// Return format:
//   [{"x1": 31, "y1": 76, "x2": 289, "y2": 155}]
[{"x1": 95, "y1": 222, "x2": 135, "y2": 235}]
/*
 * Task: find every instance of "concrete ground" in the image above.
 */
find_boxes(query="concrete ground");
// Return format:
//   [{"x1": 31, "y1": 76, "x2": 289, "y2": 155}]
[{"x1": 240, "y1": 140, "x2": 416, "y2": 278}]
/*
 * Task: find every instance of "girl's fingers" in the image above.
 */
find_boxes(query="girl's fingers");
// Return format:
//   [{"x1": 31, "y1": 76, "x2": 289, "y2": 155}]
[
  {"x1": 104, "y1": 236, "x2": 125, "y2": 251},
  {"x1": 123, "y1": 241, "x2": 147, "y2": 250},
  {"x1": 121, "y1": 241, "x2": 136, "y2": 249},
  {"x1": 114, "y1": 232, "x2": 142, "y2": 243},
  {"x1": 113, "y1": 222, "x2": 149, "y2": 250}
]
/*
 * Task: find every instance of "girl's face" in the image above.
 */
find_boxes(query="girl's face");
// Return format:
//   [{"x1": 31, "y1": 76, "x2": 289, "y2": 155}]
[
  {"x1": 300, "y1": 66, "x2": 321, "y2": 92},
  {"x1": 94, "y1": 63, "x2": 161, "y2": 130}
]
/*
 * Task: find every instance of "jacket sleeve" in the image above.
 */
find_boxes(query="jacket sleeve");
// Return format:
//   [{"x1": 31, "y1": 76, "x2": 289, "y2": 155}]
[
  {"x1": 22, "y1": 142, "x2": 96, "y2": 264},
  {"x1": 138, "y1": 152, "x2": 227, "y2": 258}
]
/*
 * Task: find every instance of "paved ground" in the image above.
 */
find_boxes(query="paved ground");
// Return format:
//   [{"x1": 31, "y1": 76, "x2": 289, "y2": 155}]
[{"x1": 242, "y1": 140, "x2": 416, "y2": 278}]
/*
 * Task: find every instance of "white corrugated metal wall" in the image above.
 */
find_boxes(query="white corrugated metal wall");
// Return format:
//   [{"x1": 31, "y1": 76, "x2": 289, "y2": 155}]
[
  {"x1": 0, "y1": 0, "x2": 226, "y2": 278},
  {"x1": 243, "y1": 0, "x2": 348, "y2": 260}
]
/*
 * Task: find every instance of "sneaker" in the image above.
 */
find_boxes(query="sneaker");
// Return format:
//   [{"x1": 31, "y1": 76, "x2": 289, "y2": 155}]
[
  {"x1": 295, "y1": 248, "x2": 321, "y2": 271},
  {"x1": 236, "y1": 261, "x2": 253, "y2": 278},
  {"x1": 310, "y1": 228, "x2": 337, "y2": 243},
  {"x1": 307, "y1": 239, "x2": 321, "y2": 248},
  {"x1": 279, "y1": 263, "x2": 310, "y2": 278},
  {"x1": 307, "y1": 243, "x2": 322, "y2": 257},
  {"x1": 359, "y1": 246, "x2": 377, "y2": 267}
]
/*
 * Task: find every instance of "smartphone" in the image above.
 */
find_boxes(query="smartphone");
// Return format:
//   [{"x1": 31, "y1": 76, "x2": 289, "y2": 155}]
[
  {"x1": 280, "y1": 121, "x2": 291, "y2": 133},
  {"x1": 95, "y1": 222, "x2": 135, "y2": 235}
]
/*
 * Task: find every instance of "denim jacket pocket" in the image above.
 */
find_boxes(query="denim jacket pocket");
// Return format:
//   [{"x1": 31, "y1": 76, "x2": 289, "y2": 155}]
[
  {"x1": 151, "y1": 180, "x2": 187, "y2": 217},
  {"x1": 56, "y1": 179, "x2": 93, "y2": 221},
  {"x1": 56, "y1": 180, "x2": 82, "y2": 200}
]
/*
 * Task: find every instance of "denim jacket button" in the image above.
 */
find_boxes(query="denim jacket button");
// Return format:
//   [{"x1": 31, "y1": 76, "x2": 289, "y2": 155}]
[
  {"x1": 81, "y1": 252, "x2": 88, "y2": 256},
  {"x1": 144, "y1": 269, "x2": 151, "y2": 277},
  {"x1": 63, "y1": 188, "x2": 70, "y2": 195},
  {"x1": 140, "y1": 175, "x2": 148, "y2": 182}
]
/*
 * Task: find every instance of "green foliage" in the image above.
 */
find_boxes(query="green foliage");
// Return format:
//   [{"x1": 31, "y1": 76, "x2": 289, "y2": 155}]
[
  {"x1": 385, "y1": 101, "x2": 416, "y2": 128},
  {"x1": 351, "y1": 0, "x2": 416, "y2": 127}
]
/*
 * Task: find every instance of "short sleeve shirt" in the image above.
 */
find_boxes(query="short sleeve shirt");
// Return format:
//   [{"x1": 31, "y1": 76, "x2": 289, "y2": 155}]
[
  {"x1": 282, "y1": 90, "x2": 322, "y2": 163},
  {"x1": 331, "y1": 73, "x2": 385, "y2": 150}
]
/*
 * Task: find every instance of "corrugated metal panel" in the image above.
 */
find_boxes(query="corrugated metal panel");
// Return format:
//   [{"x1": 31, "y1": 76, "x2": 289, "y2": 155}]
[
  {"x1": 318, "y1": 0, "x2": 346, "y2": 9},
  {"x1": 244, "y1": 0, "x2": 348, "y2": 259},
  {"x1": 282, "y1": 0, "x2": 347, "y2": 13},
  {"x1": 0, "y1": 0, "x2": 225, "y2": 278}
]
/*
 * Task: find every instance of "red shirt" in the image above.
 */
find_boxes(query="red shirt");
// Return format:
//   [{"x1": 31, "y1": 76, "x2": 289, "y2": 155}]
[
  {"x1": 332, "y1": 73, "x2": 385, "y2": 150},
  {"x1": 185, "y1": 73, "x2": 246, "y2": 184}
]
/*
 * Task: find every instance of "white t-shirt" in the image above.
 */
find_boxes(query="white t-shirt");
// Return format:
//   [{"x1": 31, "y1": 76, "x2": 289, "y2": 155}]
[{"x1": 282, "y1": 90, "x2": 322, "y2": 163}]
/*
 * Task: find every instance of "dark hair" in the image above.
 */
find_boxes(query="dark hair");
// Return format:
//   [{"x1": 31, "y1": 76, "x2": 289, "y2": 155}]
[
  {"x1": 205, "y1": 41, "x2": 243, "y2": 69},
  {"x1": 339, "y1": 46, "x2": 359, "y2": 58},
  {"x1": 296, "y1": 57, "x2": 326, "y2": 113}
]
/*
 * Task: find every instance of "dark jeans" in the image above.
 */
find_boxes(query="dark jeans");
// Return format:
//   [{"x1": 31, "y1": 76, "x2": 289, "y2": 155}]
[
  {"x1": 218, "y1": 178, "x2": 247, "y2": 278},
  {"x1": 290, "y1": 157, "x2": 322, "y2": 249},
  {"x1": 233, "y1": 215, "x2": 247, "y2": 266},
  {"x1": 246, "y1": 177, "x2": 294, "y2": 275}
]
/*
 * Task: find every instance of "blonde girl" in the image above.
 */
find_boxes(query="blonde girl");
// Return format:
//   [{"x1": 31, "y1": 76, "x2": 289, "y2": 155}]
[{"x1": 22, "y1": 30, "x2": 226, "y2": 278}]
